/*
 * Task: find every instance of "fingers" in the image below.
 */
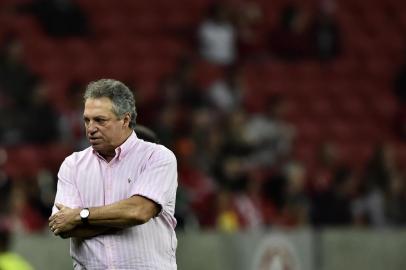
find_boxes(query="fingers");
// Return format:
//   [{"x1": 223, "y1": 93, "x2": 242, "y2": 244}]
[
  {"x1": 50, "y1": 221, "x2": 63, "y2": 235},
  {"x1": 49, "y1": 213, "x2": 59, "y2": 232},
  {"x1": 51, "y1": 227, "x2": 60, "y2": 236},
  {"x1": 49, "y1": 219, "x2": 57, "y2": 231},
  {"x1": 48, "y1": 205, "x2": 78, "y2": 236},
  {"x1": 49, "y1": 219, "x2": 56, "y2": 228},
  {"x1": 49, "y1": 203, "x2": 66, "y2": 221},
  {"x1": 49, "y1": 222, "x2": 57, "y2": 234}
]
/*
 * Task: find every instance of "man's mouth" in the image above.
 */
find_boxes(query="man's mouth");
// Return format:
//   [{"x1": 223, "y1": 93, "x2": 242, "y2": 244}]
[{"x1": 89, "y1": 138, "x2": 102, "y2": 144}]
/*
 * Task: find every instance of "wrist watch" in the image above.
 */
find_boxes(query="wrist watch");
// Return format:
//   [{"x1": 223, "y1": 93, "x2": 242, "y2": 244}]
[{"x1": 80, "y1": 208, "x2": 90, "y2": 224}]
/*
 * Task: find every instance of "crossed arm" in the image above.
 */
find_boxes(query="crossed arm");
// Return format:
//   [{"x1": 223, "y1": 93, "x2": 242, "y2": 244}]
[{"x1": 49, "y1": 195, "x2": 160, "y2": 239}]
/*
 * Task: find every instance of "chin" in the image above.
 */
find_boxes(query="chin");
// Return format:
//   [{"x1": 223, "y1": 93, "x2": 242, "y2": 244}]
[{"x1": 91, "y1": 144, "x2": 104, "y2": 152}]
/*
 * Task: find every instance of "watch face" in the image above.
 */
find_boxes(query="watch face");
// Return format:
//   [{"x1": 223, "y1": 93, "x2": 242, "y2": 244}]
[{"x1": 80, "y1": 209, "x2": 90, "y2": 219}]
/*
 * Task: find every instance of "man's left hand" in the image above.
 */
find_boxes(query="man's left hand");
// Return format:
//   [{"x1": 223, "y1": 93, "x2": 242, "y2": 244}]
[{"x1": 49, "y1": 203, "x2": 80, "y2": 236}]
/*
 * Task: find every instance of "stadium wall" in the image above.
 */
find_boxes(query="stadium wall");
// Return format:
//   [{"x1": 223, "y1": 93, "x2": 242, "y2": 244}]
[{"x1": 10, "y1": 229, "x2": 406, "y2": 270}]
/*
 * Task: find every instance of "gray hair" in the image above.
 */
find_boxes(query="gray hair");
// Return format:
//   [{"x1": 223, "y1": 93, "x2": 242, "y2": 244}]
[{"x1": 84, "y1": 79, "x2": 137, "y2": 129}]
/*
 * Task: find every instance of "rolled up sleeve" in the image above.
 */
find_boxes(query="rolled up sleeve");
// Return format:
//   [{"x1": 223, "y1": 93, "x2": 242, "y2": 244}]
[
  {"x1": 129, "y1": 146, "x2": 178, "y2": 217},
  {"x1": 52, "y1": 157, "x2": 82, "y2": 215}
]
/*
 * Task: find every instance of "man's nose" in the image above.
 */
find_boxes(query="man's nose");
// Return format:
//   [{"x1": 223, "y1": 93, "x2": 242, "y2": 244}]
[{"x1": 87, "y1": 122, "x2": 98, "y2": 134}]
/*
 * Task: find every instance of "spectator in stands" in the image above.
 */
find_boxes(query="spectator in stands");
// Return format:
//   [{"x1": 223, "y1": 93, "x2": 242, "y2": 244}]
[
  {"x1": 209, "y1": 112, "x2": 254, "y2": 230},
  {"x1": 310, "y1": 142, "x2": 341, "y2": 193},
  {"x1": 216, "y1": 189, "x2": 240, "y2": 232},
  {"x1": 154, "y1": 57, "x2": 207, "y2": 149},
  {"x1": 210, "y1": 109, "x2": 266, "y2": 229},
  {"x1": 0, "y1": 224, "x2": 33, "y2": 270},
  {"x1": 134, "y1": 125, "x2": 159, "y2": 143},
  {"x1": 0, "y1": 36, "x2": 38, "y2": 144},
  {"x1": 9, "y1": 180, "x2": 49, "y2": 233},
  {"x1": 160, "y1": 57, "x2": 206, "y2": 109},
  {"x1": 259, "y1": 162, "x2": 309, "y2": 227},
  {"x1": 123, "y1": 81, "x2": 158, "y2": 127},
  {"x1": 207, "y1": 65, "x2": 245, "y2": 115},
  {"x1": 0, "y1": 150, "x2": 11, "y2": 216},
  {"x1": 198, "y1": 2, "x2": 237, "y2": 65},
  {"x1": 23, "y1": 81, "x2": 61, "y2": 144},
  {"x1": 353, "y1": 144, "x2": 396, "y2": 227},
  {"x1": 309, "y1": 1, "x2": 341, "y2": 61},
  {"x1": 216, "y1": 156, "x2": 247, "y2": 194},
  {"x1": 219, "y1": 110, "x2": 252, "y2": 164},
  {"x1": 280, "y1": 162, "x2": 309, "y2": 226},
  {"x1": 190, "y1": 108, "x2": 223, "y2": 171},
  {"x1": 232, "y1": 170, "x2": 265, "y2": 230},
  {"x1": 363, "y1": 144, "x2": 396, "y2": 197},
  {"x1": 311, "y1": 167, "x2": 354, "y2": 226},
  {"x1": 175, "y1": 136, "x2": 217, "y2": 228},
  {"x1": 243, "y1": 95, "x2": 295, "y2": 167},
  {"x1": 385, "y1": 172, "x2": 406, "y2": 226},
  {"x1": 234, "y1": 1, "x2": 267, "y2": 61},
  {"x1": 261, "y1": 172, "x2": 288, "y2": 225},
  {"x1": 154, "y1": 104, "x2": 181, "y2": 149},
  {"x1": 0, "y1": 36, "x2": 37, "y2": 107},
  {"x1": 17, "y1": 0, "x2": 89, "y2": 38},
  {"x1": 59, "y1": 81, "x2": 88, "y2": 150},
  {"x1": 394, "y1": 52, "x2": 406, "y2": 103},
  {"x1": 216, "y1": 170, "x2": 264, "y2": 231},
  {"x1": 269, "y1": 4, "x2": 313, "y2": 60},
  {"x1": 393, "y1": 51, "x2": 406, "y2": 139}
]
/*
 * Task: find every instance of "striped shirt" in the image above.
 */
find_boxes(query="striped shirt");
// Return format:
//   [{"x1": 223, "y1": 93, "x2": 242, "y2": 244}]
[{"x1": 52, "y1": 131, "x2": 178, "y2": 270}]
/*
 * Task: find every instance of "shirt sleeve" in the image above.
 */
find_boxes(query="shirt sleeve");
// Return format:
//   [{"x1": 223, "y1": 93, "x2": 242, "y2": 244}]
[
  {"x1": 128, "y1": 146, "x2": 178, "y2": 216},
  {"x1": 52, "y1": 157, "x2": 82, "y2": 215}
]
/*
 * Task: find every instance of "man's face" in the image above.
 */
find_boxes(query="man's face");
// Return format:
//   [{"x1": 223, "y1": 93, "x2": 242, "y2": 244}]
[{"x1": 83, "y1": 97, "x2": 127, "y2": 155}]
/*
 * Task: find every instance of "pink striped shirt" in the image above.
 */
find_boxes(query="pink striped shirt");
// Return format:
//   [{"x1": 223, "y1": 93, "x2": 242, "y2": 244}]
[{"x1": 53, "y1": 132, "x2": 178, "y2": 270}]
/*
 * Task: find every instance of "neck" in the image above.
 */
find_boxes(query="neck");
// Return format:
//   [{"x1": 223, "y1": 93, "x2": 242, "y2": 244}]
[
  {"x1": 100, "y1": 129, "x2": 133, "y2": 162},
  {"x1": 101, "y1": 151, "x2": 116, "y2": 162}
]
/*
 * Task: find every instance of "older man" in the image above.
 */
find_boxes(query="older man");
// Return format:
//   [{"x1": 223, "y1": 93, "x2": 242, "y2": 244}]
[{"x1": 49, "y1": 79, "x2": 178, "y2": 270}]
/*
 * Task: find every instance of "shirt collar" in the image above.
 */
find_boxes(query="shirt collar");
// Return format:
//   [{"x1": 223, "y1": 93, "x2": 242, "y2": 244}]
[{"x1": 116, "y1": 131, "x2": 138, "y2": 161}]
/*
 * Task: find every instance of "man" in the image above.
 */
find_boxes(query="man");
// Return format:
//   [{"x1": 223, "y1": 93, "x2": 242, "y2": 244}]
[{"x1": 49, "y1": 79, "x2": 178, "y2": 270}]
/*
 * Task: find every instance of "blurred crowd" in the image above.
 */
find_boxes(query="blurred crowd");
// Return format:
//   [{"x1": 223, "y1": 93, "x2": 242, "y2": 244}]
[{"x1": 0, "y1": 0, "x2": 406, "y2": 235}]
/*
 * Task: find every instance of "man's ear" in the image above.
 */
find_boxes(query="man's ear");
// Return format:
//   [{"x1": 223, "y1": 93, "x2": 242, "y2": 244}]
[{"x1": 123, "y1": 113, "x2": 131, "y2": 128}]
